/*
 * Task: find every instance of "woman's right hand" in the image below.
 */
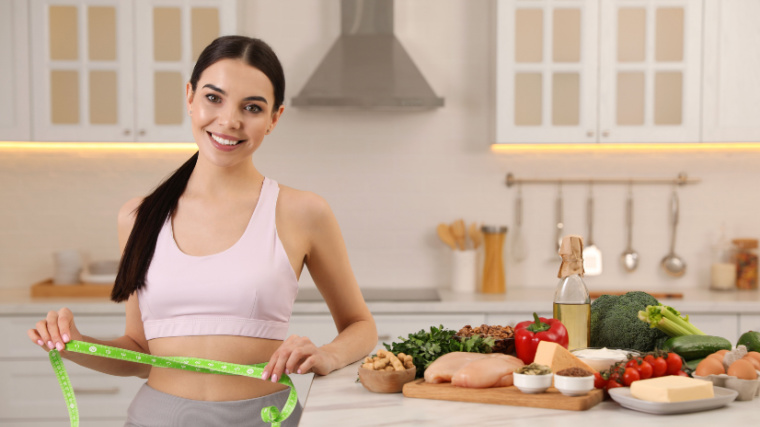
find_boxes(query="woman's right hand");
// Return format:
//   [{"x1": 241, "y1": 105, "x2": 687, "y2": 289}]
[{"x1": 28, "y1": 307, "x2": 83, "y2": 352}]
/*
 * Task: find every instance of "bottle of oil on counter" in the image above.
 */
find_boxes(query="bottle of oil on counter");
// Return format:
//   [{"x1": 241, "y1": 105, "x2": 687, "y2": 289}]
[{"x1": 553, "y1": 235, "x2": 590, "y2": 351}]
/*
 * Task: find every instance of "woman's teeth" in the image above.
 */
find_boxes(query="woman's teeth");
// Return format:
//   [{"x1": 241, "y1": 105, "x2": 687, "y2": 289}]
[{"x1": 210, "y1": 133, "x2": 240, "y2": 146}]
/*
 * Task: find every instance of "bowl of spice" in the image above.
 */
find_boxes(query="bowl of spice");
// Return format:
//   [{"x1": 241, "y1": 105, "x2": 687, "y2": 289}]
[
  {"x1": 554, "y1": 367, "x2": 595, "y2": 396},
  {"x1": 456, "y1": 324, "x2": 515, "y2": 355},
  {"x1": 513, "y1": 363, "x2": 553, "y2": 394}
]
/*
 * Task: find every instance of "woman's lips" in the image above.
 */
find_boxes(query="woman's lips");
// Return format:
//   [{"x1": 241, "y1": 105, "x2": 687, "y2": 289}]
[{"x1": 207, "y1": 131, "x2": 244, "y2": 152}]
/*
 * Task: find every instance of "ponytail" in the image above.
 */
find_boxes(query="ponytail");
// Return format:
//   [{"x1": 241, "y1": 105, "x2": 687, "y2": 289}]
[{"x1": 111, "y1": 152, "x2": 198, "y2": 302}]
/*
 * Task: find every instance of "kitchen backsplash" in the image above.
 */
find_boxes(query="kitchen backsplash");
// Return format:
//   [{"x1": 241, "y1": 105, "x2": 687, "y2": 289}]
[{"x1": 2, "y1": 0, "x2": 760, "y2": 293}]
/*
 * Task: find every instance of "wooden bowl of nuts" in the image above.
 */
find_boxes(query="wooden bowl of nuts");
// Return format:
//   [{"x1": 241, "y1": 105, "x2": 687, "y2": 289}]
[{"x1": 358, "y1": 349, "x2": 417, "y2": 393}]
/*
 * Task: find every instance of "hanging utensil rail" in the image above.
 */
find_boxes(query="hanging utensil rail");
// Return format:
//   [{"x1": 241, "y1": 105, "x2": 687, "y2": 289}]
[{"x1": 505, "y1": 172, "x2": 699, "y2": 187}]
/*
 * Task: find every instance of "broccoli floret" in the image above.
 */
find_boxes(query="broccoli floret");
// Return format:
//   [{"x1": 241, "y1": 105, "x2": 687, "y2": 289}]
[{"x1": 590, "y1": 291, "x2": 670, "y2": 352}]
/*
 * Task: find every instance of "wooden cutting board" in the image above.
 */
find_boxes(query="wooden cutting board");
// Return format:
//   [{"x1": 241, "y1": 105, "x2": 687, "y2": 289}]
[
  {"x1": 30, "y1": 279, "x2": 112, "y2": 298},
  {"x1": 402, "y1": 379, "x2": 603, "y2": 411},
  {"x1": 589, "y1": 291, "x2": 683, "y2": 299}
]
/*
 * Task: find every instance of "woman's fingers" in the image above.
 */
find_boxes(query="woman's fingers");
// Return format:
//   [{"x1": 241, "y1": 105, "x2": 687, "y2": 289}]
[
  {"x1": 31, "y1": 308, "x2": 75, "y2": 352},
  {"x1": 27, "y1": 328, "x2": 48, "y2": 351}
]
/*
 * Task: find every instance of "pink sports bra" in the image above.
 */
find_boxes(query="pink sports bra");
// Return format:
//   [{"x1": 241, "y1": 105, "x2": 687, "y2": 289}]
[{"x1": 138, "y1": 177, "x2": 299, "y2": 341}]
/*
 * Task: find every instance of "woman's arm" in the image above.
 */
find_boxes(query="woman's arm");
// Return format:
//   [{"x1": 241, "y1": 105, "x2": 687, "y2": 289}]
[
  {"x1": 27, "y1": 197, "x2": 151, "y2": 378},
  {"x1": 263, "y1": 191, "x2": 377, "y2": 382}
]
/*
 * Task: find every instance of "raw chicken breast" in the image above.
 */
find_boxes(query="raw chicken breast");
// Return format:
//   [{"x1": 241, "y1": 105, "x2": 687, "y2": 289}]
[
  {"x1": 424, "y1": 352, "x2": 488, "y2": 383},
  {"x1": 451, "y1": 354, "x2": 524, "y2": 388}
]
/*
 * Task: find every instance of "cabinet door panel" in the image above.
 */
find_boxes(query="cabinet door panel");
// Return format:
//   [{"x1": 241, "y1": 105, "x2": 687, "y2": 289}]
[
  {"x1": 0, "y1": 0, "x2": 30, "y2": 141},
  {"x1": 702, "y1": 0, "x2": 760, "y2": 142},
  {"x1": 495, "y1": 0, "x2": 599, "y2": 144},
  {"x1": 598, "y1": 0, "x2": 701, "y2": 143},
  {"x1": 30, "y1": 0, "x2": 134, "y2": 141}
]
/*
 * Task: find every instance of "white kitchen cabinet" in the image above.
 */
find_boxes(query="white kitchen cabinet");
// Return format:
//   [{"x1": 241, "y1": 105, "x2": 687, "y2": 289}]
[
  {"x1": 495, "y1": 0, "x2": 701, "y2": 144},
  {"x1": 688, "y1": 313, "x2": 739, "y2": 344},
  {"x1": 29, "y1": 0, "x2": 236, "y2": 142},
  {"x1": 739, "y1": 314, "x2": 760, "y2": 337},
  {"x1": 0, "y1": 0, "x2": 31, "y2": 141},
  {"x1": 702, "y1": 0, "x2": 760, "y2": 142}
]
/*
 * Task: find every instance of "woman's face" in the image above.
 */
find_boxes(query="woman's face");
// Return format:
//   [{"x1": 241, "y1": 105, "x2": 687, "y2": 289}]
[{"x1": 186, "y1": 58, "x2": 283, "y2": 168}]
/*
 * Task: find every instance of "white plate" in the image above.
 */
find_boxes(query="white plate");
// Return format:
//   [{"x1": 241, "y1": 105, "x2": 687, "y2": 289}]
[{"x1": 608, "y1": 386, "x2": 738, "y2": 415}]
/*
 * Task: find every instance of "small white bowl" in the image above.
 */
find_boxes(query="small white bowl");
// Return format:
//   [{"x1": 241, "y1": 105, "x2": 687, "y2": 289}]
[
  {"x1": 571, "y1": 347, "x2": 637, "y2": 372},
  {"x1": 513, "y1": 372, "x2": 552, "y2": 394},
  {"x1": 554, "y1": 374, "x2": 595, "y2": 396}
]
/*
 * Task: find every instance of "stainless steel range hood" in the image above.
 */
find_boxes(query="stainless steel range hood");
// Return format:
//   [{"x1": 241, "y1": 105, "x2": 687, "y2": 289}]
[{"x1": 291, "y1": 0, "x2": 444, "y2": 110}]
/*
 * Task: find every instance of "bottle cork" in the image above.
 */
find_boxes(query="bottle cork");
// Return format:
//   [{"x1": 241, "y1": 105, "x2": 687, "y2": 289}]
[{"x1": 558, "y1": 235, "x2": 585, "y2": 278}]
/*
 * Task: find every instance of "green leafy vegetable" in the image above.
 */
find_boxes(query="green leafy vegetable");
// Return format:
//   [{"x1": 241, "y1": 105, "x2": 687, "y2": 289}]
[
  {"x1": 382, "y1": 325, "x2": 494, "y2": 378},
  {"x1": 637, "y1": 304, "x2": 705, "y2": 337}
]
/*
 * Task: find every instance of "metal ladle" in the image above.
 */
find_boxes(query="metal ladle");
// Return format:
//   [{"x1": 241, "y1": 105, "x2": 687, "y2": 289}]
[
  {"x1": 620, "y1": 185, "x2": 639, "y2": 272},
  {"x1": 661, "y1": 189, "x2": 686, "y2": 277}
]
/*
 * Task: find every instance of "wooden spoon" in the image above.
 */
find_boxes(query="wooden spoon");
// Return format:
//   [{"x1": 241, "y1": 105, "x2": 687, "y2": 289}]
[
  {"x1": 469, "y1": 222, "x2": 483, "y2": 249},
  {"x1": 436, "y1": 224, "x2": 457, "y2": 250},
  {"x1": 450, "y1": 219, "x2": 467, "y2": 250}
]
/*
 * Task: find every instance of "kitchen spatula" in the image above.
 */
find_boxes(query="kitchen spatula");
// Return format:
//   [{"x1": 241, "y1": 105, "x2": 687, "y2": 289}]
[{"x1": 583, "y1": 191, "x2": 603, "y2": 275}]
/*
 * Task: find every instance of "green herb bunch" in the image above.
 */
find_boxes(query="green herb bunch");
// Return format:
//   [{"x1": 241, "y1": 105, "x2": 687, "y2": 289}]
[{"x1": 382, "y1": 325, "x2": 495, "y2": 378}]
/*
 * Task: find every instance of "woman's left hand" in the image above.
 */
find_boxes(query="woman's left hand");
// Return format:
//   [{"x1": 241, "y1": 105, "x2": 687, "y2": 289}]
[{"x1": 262, "y1": 335, "x2": 335, "y2": 383}]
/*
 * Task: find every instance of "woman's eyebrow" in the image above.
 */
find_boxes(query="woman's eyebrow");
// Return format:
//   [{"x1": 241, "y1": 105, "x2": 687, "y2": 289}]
[{"x1": 202, "y1": 84, "x2": 268, "y2": 104}]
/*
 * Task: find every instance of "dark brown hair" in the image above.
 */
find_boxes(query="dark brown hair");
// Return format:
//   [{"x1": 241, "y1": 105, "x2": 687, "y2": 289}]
[{"x1": 111, "y1": 36, "x2": 286, "y2": 302}]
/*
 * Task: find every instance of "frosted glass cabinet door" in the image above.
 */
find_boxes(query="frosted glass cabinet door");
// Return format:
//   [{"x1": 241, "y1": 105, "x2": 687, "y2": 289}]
[
  {"x1": 134, "y1": 0, "x2": 237, "y2": 142},
  {"x1": 0, "y1": 0, "x2": 31, "y2": 141},
  {"x1": 702, "y1": 0, "x2": 760, "y2": 142},
  {"x1": 598, "y1": 0, "x2": 702, "y2": 143},
  {"x1": 495, "y1": 0, "x2": 599, "y2": 144},
  {"x1": 31, "y1": 0, "x2": 134, "y2": 141}
]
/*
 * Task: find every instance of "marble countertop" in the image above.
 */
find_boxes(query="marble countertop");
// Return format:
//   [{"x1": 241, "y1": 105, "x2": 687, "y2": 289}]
[
  {"x1": 2, "y1": 287, "x2": 760, "y2": 315},
  {"x1": 299, "y1": 360, "x2": 760, "y2": 426}
]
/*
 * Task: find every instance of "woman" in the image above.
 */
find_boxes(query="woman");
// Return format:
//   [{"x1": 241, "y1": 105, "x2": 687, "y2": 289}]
[{"x1": 28, "y1": 36, "x2": 377, "y2": 426}]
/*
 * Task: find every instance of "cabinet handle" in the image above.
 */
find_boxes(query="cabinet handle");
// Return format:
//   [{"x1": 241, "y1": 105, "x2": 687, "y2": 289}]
[
  {"x1": 123, "y1": 129, "x2": 131, "y2": 136},
  {"x1": 139, "y1": 129, "x2": 146, "y2": 136},
  {"x1": 602, "y1": 130, "x2": 610, "y2": 137},
  {"x1": 72, "y1": 386, "x2": 120, "y2": 395},
  {"x1": 377, "y1": 334, "x2": 391, "y2": 341}
]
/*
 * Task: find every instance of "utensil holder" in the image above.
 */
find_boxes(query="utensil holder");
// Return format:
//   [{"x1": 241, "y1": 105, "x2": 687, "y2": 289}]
[{"x1": 451, "y1": 249, "x2": 477, "y2": 293}]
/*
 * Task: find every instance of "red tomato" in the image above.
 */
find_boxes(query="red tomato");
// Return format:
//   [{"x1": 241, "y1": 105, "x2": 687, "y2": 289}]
[
  {"x1": 651, "y1": 357, "x2": 668, "y2": 377},
  {"x1": 676, "y1": 370, "x2": 690, "y2": 377},
  {"x1": 625, "y1": 358, "x2": 639, "y2": 370},
  {"x1": 623, "y1": 367, "x2": 640, "y2": 386},
  {"x1": 594, "y1": 372, "x2": 607, "y2": 389},
  {"x1": 606, "y1": 378, "x2": 624, "y2": 391},
  {"x1": 666, "y1": 352, "x2": 683, "y2": 375},
  {"x1": 644, "y1": 354, "x2": 655, "y2": 364},
  {"x1": 637, "y1": 360, "x2": 653, "y2": 379}
]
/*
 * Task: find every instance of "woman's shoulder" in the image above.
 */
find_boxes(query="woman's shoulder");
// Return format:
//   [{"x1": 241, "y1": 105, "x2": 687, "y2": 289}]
[{"x1": 275, "y1": 183, "x2": 334, "y2": 224}]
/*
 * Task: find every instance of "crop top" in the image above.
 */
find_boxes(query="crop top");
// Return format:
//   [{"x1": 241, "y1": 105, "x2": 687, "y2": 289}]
[{"x1": 137, "y1": 177, "x2": 299, "y2": 341}]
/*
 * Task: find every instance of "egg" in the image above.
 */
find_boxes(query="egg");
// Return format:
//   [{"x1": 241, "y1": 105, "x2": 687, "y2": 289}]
[
  {"x1": 742, "y1": 354, "x2": 760, "y2": 370},
  {"x1": 695, "y1": 357, "x2": 726, "y2": 376},
  {"x1": 727, "y1": 359, "x2": 758, "y2": 380},
  {"x1": 746, "y1": 351, "x2": 760, "y2": 364}
]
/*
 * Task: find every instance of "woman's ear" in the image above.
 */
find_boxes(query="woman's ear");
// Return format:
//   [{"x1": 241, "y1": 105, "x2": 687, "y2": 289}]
[
  {"x1": 185, "y1": 82, "x2": 195, "y2": 115},
  {"x1": 267, "y1": 105, "x2": 285, "y2": 134}
]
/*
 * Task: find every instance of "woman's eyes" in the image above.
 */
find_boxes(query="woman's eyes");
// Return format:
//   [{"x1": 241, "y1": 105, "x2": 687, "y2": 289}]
[{"x1": 204, "y1": 94, "x2": 261, "y2": 113}]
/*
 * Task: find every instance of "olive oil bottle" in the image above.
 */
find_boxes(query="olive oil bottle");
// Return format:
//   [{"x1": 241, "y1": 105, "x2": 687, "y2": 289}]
[{"x1": 553, "y1": 235, "x2": 591, "y2": 351}]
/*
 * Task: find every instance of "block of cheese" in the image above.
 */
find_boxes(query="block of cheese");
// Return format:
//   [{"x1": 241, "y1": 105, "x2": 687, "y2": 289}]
[
  {"x1": 630, "y1": 376, "x2": 714, "y2": 403},
  {"x1": 532, "y1": 341, "x2": 596, "y2": 373}
]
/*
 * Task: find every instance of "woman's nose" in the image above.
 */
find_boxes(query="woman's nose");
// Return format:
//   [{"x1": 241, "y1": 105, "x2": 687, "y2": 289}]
[{"x1": 218, "y1": 106, "x2": 242, "y2": 129}]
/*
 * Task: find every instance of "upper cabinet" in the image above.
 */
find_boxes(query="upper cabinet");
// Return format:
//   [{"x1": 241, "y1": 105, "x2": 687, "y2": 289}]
[
  {"x1": 495, "y1": 0, "x2": 702, "y2": 144},
  {"x1": 702, "y1": 0, "x2": 760, "y2": 142},
  {"x1": 0, "y1": 0, "x2": 31, "y2": 141},
  {"x1": 29, "y1": 0, "x2": 236, "y2": 142}
]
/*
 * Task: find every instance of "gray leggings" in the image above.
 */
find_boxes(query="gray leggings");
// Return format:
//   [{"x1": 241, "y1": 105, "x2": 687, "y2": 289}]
[{"x1": 125, "y1": 383, "x2": 302, "y2": 427}]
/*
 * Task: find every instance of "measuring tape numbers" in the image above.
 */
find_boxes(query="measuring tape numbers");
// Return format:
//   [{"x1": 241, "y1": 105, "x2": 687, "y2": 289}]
[{"x1": 49, "y1": 340, "x2": 297, "y2": 427}]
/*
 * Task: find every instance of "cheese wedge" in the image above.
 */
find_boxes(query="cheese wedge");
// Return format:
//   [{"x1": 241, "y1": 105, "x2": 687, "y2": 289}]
[
  {"x1": 532, "y1": 341, "x2": 596, "y2": 373},
  {"x1": 630, "y1": 376, "x2": 714, "y2": 403}
]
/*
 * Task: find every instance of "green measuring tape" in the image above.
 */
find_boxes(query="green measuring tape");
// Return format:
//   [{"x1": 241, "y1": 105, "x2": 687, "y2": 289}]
[{"x1": 49, "y1": 340, "x2": 297, "y2": 427}]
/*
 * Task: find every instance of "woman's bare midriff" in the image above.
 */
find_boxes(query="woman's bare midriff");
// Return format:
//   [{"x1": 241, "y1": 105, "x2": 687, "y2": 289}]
[{"x1": 146, "y1": 335, "x2": 287, "y2": 401}]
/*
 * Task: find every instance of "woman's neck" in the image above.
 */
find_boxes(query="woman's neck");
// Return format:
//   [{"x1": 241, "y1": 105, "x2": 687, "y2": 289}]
[{"x1": 186, "y1": 155, "x2": 263, "y2": 198}]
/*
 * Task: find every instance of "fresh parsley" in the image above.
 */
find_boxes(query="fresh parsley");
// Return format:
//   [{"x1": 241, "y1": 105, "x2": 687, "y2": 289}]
[{"x1": 382, "y1": 325, "x2": 495, "y2": 378}]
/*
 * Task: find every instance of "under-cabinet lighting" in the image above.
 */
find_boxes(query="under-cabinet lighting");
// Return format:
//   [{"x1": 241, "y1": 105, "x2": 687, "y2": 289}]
[
  {"x1": 491, "y1": 143, "x2": 760, "y2": 152},
  {"x1": 0, "y1": 141, "x2": 197, "y2": 150}
]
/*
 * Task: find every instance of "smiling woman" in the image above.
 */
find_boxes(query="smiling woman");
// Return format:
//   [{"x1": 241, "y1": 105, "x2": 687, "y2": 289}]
[{"x1": 27, "y1": 35, "x2": 377, "y2": 427}]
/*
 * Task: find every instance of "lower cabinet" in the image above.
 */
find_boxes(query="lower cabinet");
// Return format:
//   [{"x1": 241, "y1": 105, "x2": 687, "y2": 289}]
[{"x1": 688, "y1": 314, "x2": 740, "y2": 344}]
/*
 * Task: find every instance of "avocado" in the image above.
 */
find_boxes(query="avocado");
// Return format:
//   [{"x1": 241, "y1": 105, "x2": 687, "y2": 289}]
[{"x1": 737, "y1": 331, "x2": 760, "y2": 352}]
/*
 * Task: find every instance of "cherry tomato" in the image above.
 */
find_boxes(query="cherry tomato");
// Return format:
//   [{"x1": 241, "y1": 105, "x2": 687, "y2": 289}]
[
  {"x1": 594, "y1": 372, "x2": 607, "y2": 389},
  {"x1": 606, "y1": 378, "x2": 624, "y2": 391},
  {"x1": 625, "y1": 358, "x2": 640, "y2": 370},
  {"x1": 666, "y1": 352, "x2": 683, "y2": 375},
  {"x1": 623, "y1": 367, "x2": 640, "y2": 386},
  {"x1": 676, "y1": 370, "x2": 690, "y2": 377},
  {"x1": 637, "y1": 360, "x2": 653, "y2": 379},
  {"x1": 651, "y1": 357, "x2": 668, "y2": 377}
]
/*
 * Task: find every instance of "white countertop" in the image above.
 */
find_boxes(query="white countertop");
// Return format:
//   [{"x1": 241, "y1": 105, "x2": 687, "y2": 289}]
[
  {"x1": 2, "y1": 287, "x2": 760, "y2": 315},
  {"x1": 299, "y1": 361, "x2": 760, "y2": 426}
]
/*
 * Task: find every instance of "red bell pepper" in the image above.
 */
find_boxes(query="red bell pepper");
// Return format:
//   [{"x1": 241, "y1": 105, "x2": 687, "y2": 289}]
[{"x1": 514, "y1": 313, "x2": 569, "y2": 364}]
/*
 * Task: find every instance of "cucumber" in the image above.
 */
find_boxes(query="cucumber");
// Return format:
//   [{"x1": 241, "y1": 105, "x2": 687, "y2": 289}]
[
  {"x1": 661, "y1": 335, "x2": 732, "y2": 360},
  {"x1": 684, "y1": 357, "x2": 704, "y2": 371}
]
